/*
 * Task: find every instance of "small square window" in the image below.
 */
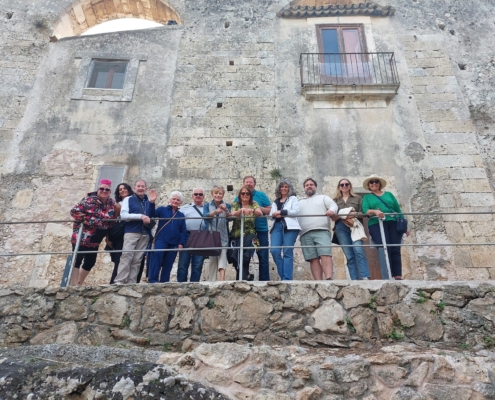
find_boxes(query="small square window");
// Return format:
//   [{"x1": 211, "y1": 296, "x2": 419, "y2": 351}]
[{"x1": 87, "y1": 60, "x2": 129, "y2": 89}]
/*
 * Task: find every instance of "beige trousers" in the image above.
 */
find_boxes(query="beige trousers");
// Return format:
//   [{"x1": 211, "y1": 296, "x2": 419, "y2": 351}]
[
  {"x1": 208, "y1": 249, "x2": 227, "y2": 281},
  {"x1": 114, "y1": 232, "x2": 149, "y2": 284}
]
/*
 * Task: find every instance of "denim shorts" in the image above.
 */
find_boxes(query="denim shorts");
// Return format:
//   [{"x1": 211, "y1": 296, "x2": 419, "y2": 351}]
[{"x1": 300, "y1": 229, "x2": 332, "y2": 261}]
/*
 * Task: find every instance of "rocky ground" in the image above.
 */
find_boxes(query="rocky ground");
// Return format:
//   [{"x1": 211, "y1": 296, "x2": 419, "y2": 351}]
[{"x1": 0, "y1": 343, "x2": 494, "y2": 400}]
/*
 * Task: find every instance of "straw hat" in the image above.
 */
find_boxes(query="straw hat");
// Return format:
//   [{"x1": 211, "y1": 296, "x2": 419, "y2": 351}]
[{"x1": 363, "y1": 174, "x2": 387, "y2": 190}]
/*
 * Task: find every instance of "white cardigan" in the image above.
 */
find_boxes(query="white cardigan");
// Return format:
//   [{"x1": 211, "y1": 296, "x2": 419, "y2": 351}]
[{"x1": 269, "y1": 196, "x2": 301, "y2": 231}]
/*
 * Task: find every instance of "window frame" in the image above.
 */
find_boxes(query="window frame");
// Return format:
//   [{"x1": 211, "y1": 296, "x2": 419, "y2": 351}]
[
  {"x1": 316, "y1": 24, "x2": 368, "y2": 54},
  {"x1": 86, "y1": 59, "x2": 129, "y2": 90},
  {"x1": 71, "y1": 52, "x2": 147, "y2": 102},
  {"x1": 315, "y1": 24, "x2": 370, "y2": 84}
]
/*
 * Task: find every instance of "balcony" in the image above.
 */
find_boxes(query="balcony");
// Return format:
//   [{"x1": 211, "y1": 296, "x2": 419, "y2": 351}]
[{"x1": 300, "y1": 52, "x2": 400, "y2": 102}]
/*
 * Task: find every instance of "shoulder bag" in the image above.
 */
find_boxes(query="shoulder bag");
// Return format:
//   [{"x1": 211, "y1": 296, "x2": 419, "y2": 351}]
[
  {"x1": 186, "y1": 215, "x2": 222, "y2": 256},
  {"x1": 151, "y1": 211, "x2": 178, "y2": 249},
  {"x1": 372, "y1": 194, "x2": 408, "y2": 235}
]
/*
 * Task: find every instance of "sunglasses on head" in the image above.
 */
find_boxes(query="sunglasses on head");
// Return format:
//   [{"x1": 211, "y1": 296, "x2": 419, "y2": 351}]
[
  {"x1": 369, "y1": 180, "x2": 380, "y2": 185},
  {"x1": 98, "y1": 187, "x2": 111, "y2": 192},
  {"x1": 240, "y1": 192, "x2": 251, "y2": 196},
  {"x1": 193, "y1": 193, "x2": 204, "y2": 196},
  {"x1": 339, "y1": 183, "x2": 350, "y2": 187}
]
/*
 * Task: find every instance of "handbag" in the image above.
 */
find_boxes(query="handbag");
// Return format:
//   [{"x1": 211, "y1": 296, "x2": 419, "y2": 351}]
[
  {"x1": 108, "y1": 220, "x2": 126, "y2": 242},
  {"x1": 186, "y1": 229, "x2": 222, "y2": 256},
  {"x1": 89, "y1": 228, "x2": 108, "y2": 244},
  {"x1": 372, "y1": 194, "x2": 408, "y2": 235}
]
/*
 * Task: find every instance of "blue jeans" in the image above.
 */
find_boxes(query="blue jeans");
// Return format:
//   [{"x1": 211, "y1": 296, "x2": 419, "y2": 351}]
[
  {"x1": 368, "y1": 220, "x2": 403, "y2": 277},
  {"x1": 177, "y1": 241, "x2": 205, "y2": 282},
  {"x1": 257, "y1": 231, "x2": 270, "y2": 281},
  {"x1": 334, "y1": 221, "x2": 370, "y2": 280},
  {"x1": 270, "y1": 223, "x2": 300, "y2": 280},
  {"x1": 149, "y1": 242, "x2": 178, "y2": 283}
]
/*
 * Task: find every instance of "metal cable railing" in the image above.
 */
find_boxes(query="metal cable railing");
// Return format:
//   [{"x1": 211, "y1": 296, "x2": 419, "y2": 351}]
[{"x1": 1, "y1": 211, "x2": 495, "y2": 286}]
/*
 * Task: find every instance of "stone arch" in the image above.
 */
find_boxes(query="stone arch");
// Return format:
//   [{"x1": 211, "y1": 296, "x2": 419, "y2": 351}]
[{"x1": 52, "y1": 0, "x2": 181, "y2": 40}]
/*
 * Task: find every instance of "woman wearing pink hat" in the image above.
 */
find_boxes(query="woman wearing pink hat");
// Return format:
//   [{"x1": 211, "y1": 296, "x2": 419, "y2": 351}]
[{"x1": 70, "y1": 179, "x2": 115, "y2": 285}]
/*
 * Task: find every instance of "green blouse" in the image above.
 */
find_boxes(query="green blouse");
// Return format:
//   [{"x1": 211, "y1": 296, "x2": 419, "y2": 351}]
[
  {"x1": 230, "y1": 201, "x2": 259, "y2": 238},
  {"x1": 362, "y1": 191, "x2": 404, "y2": 227}
]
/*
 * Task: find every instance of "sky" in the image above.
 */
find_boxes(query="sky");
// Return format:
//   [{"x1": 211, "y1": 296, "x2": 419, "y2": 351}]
[{"x1": 82, "y1": 18, "x2": 163, "y2": 36}]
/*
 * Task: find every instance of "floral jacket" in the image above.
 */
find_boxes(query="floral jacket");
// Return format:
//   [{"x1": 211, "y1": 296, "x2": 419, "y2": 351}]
[{"x1": 70, "y1": 192, "x2": 115, "y2": 248}]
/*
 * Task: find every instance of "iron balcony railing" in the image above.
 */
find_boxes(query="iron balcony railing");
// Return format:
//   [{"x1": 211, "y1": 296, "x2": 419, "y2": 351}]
[{"x1": 300, "y1": 52, "x2": 400, "y2": 87}]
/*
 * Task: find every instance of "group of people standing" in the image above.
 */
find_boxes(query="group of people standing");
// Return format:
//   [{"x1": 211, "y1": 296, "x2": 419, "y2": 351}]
[{"x1": 69, "y1": 174, "x2": 408, "y2": 285}]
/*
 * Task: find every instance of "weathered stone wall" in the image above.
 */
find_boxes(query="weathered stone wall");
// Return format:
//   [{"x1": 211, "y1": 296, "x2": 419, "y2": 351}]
[
  {"x1": 1, "y1": 281, "x2": 495, "y2": 351},
  {"x1": 1, "y1": 0, "x2": 495, "y2": 286},
  {"x1": 1, "y1": 281, "x2": 495, "y2": 399},
  {"x1": 1, "y1": 342, "x2": 495, "y2": 399}
]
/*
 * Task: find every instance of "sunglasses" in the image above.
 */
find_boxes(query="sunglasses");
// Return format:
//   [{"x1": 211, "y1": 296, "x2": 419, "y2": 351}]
[
  {"x1": 193, "y1": 193, "x2": 204, "y2": 196},
  {"x1": 339, "y1": 183, "x2": 350, "y2": 187},
  {"x1": 98, "y1": 187, "x2": 111, "y2": 192},
  {"x1": 240, "y1": 192, "x2": 251, "y2": 196},
  {"x1": 369, "y1": 180, "x2": 380, "y2": 185}
]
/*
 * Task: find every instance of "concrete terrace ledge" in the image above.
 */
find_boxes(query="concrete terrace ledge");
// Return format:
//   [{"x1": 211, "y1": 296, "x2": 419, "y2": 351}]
[{"x1": 1, "y1": 281, "x2": 495, "y2": 354}]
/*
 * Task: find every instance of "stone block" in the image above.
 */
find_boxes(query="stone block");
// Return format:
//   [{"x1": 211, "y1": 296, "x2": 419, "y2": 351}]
[
  {"x1": 463, "y1": 179, "x2": 491, "y2": 193},
  {"x1": 421, "y1": 110, "x2": 459, "y2": 122},
  {"x1": 444, "y1": 222, "x2": 463, "y2": 242},
  {"x1": 408, "y1": 68, "x2": 426, "y2": 77},
  {"x1": 469, "y1": 248, "x2": 495, "y2": 269},
  {"x1": 341, "y1": 285, "x2": 371, "y2": 309},
  {"x1": 410, "y1": 76, "x2": 457, "y2": 86},
  {"x1": 434, "y1": 120, "x2": 475, "y2": 133},
  {"x1": 449, "y1": 167, "x2": 487, "y2": 179},
  {"x1": 413, "y1": 85, "x2": 426, "y2": 94},
  {"x1": 445, "y1": 144, "x2": 479, "y2": 155},
  {"x1": 311, "y1": 299, "x2": 347, "y2": 334},
  {"x1": 436, "y1": 180, "x2": 461, "y2": 195},
  {"x1": 194, "y1": 342, "x2": 250, "y2": 369},
  {"x1": 426, "y1": 66, "x2": 455, "y2": 76},
  {"x1": 348, "y1": 307, "x2": 375, "y2": 339},
  {"x1": 415, "y1": 93, "x2": 456, "y2": 103},
  {"x1": 403, "y1": 41, "x2": 443, "y2": 51},
  {"x1": 430, "y1": 155, "x2": 475, "y2": 169},
  {"x1": 408, "y1": 58, "x2": 449, "y2": 69},
  {"x1": 30, "y1": 321, "x2": 78, "y2": 345},
  {"x1": 426, "y1": 84, "x2": 459, "y2": 94},
  {"x1": 456, "y1": 268, "x2": 489, "y2": 280},
  {"x1": 459, "y1": 193, "x2": 494, "y2": 207}
]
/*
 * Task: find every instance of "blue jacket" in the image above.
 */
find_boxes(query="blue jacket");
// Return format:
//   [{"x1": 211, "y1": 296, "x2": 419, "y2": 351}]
[
  {"x1": 122, "y1": 194, "x2": 156, "y2": 235},
  {"x1": 153, "y1": 205, "x2": 187, "y2": 245}
]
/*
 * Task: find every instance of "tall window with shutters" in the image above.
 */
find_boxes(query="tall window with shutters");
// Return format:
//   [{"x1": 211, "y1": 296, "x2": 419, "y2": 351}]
[{"x1": 316, "y1": 24, "x2": 370, "y2": 84}]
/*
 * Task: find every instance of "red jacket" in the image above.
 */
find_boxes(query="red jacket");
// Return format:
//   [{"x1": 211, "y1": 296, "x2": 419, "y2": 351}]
[{"x1": 70, "y1": 192, "x2": 115, "y2": 248}]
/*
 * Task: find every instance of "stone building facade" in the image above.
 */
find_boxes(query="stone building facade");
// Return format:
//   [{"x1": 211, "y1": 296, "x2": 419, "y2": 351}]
[{"x1": 1, "y1": 0, "x2": 494, "y2": 286}]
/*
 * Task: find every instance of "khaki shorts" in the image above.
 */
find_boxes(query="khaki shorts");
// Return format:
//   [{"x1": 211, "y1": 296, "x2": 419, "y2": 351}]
[{"x1": 300, "y1": 230, "x2": 332, "y2": 261}]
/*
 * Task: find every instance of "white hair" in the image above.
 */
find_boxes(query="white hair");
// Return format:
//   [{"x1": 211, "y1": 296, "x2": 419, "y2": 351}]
[
  {"x1": 170, "y1": 191, "x2": 184, "y2": 201},
  {"x1": 192, "y1": 187, "x2": 204, "y2": 193}
]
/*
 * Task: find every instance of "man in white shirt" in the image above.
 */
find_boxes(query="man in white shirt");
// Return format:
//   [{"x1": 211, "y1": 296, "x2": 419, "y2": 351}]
[
  {"x1": 177, "y1": 188, "x2": 206, "y2": 282},
  {"x1": 298, "y1": 178, "x2": 338, "y2": 280}
]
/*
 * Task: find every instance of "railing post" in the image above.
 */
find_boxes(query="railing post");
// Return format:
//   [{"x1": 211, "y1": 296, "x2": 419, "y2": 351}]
[
  {"x1": 239, "y1": 213, "x2": 244, "y2": 280},
  {"x1": 378, "y1": 219, "x2": 393, "y2": 280},
  {"x1": 65, "y1": 225, "x2": 83, "y2": 287}
]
